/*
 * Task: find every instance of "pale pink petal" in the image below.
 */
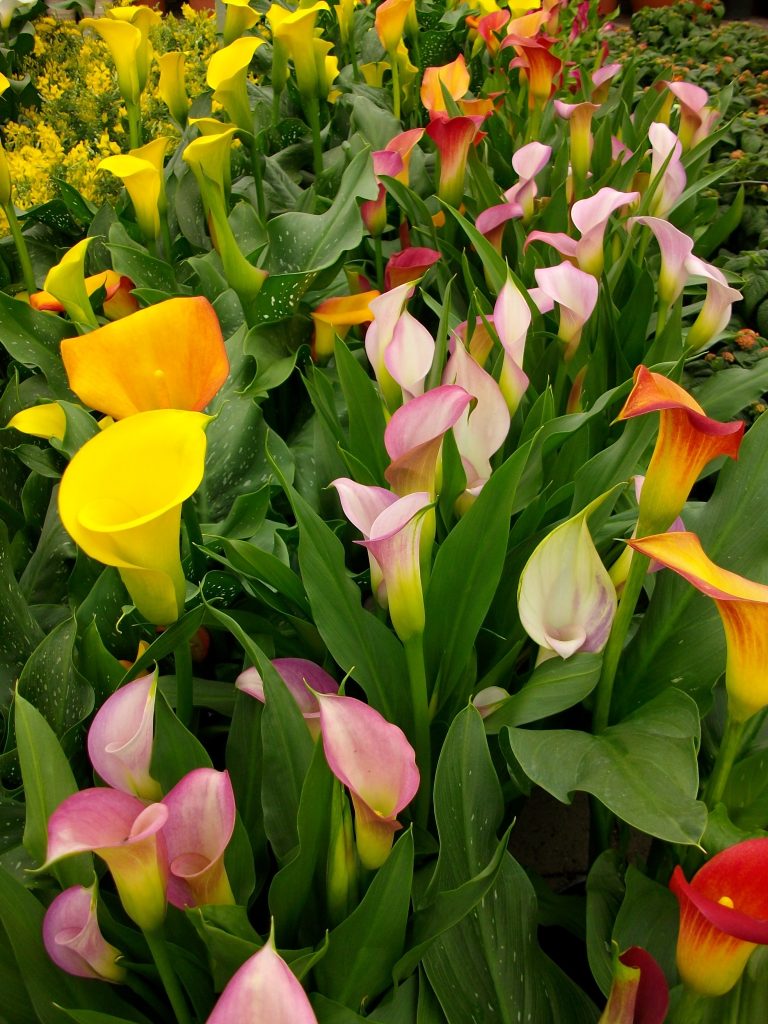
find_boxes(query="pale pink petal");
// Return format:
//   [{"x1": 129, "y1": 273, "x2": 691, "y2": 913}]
[
  {"x1": 207, "y1": 940, "x2": 318, "y2": 1024},
  {"x1": 525, "y1": 230, "x2": 579, "y2": 261},
  {"x1": 365, "y1": 283, "x2": 415, "y2": 400},
  {"x1": 529, "y1": 286, "x2": 555, "y2": 314},
  {"x1": 46, "y1": 789, "x2": 162, "y2": 862},
  {"x1": 666, "y1": 81, "x2": 709, "y2": 114},
  {"x1": 648, "y1": 122, "x2": 686, "y2": 216},
  {"x1": 87, "y1": 672, "x2": 161, "y2": 800},
  {"x1": 43, "y1": 886, "x2": 125, "y2": 983},
  {"x1": 611, "y1": 136, "x2": 633, "y2": 164},
  {"x1": 372, "y1": 149, "x2": 403, "y2": 179},
  {"x1": 511, "y1": 140, "x2": 551, "y2": 179},
  {"x1": 384, "y1": 385, "x2": 471, "y2": 461},
  {"x1": 628, "y1": 216, "x2": 694, "y2": 304},
  {"x1": 571, "y1": 188, "x2": 640, "y2": 238},
  {"x1": 591, "y1": 62, "x2": 621, "y2": 89},
  {"x1": 384, "y1": 311, "x2": 435, "y2": 399},
  {"x1": 534, "y1": 262, "x2": 599, "y2": 342},
  {"x1": 494, "y1": 277, "x2": 531, "y2": 366},
  {"x1": 475, "y1": 202, "x2": 523, "y2": 237},
  {"x1": 331, "y1": 478, "x2": 398, "y2": 537}
]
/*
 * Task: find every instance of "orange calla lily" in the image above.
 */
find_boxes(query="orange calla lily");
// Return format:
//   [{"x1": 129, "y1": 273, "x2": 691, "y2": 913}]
[
  {"x1": 375, "y1": 0, "x2": 413, "y2": 54},
  {"x1": 30, "y1": 271, "x2": 138, "y2": 320},
  {"x1": 629, "y1": 531, "x2": 768, "y2": 723},
  {"x1": 310, "y1": 290, "x2": 380, "y2": 360},
  {"x1": 420, "y1": 55, "x2": 470, "y2": 116},
  {"x1": 616, "y1": 367, "x2": 744, "y2": 533},
  {"x1": 60, "y1": 296, "x2": 229, "y2": 420}
]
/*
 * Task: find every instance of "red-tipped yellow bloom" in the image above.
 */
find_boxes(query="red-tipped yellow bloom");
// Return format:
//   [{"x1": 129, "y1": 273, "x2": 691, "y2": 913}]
[
  {"x1": 616, "y1": 367, "x2": 743, "y2": 533},
  {"x1": 420, "y1": 54, "x2": 470, "y2": 116},
  {"x1": 628, "y1": 531, "x2": 768, "y2": 723},
  {"x1": 504, "y1": 35, "x2": 562, "y2": 110},
  {"x1": 61, "y1": 296, "x2": 229, "y2": 420},
  {"x1": 41, "y1": 238, "x2": 99, "y2": 328},
  {"x1": 310, "y1": 290, "x2": 380, "y2": 361},
  {"x1": 425, "y1": 115, "x2": 484, "y2": 209},
  {"x1": 669, "y1": 839, "x2": 768, "y2": 997}
]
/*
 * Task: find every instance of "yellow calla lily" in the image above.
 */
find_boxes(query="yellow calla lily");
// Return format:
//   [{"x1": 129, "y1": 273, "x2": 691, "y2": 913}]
[
  {"x1": 222, "y1": 0, "x2": 260, "y2": 45},
  {"x1": 99, "y1": 138, "x2": 171, "y2": 244},
  {"x1": 360, "y1": 62, "x2": 387, "y2": 88},
  {"x1": 375, "y1": 0, "x2": 412, "y2": 55},
  {"x1": 43, "y1": 238, "x2": 98, "y2": 329},
  {"x1": 60, "y1": 296, "x2": 229, "y2": 420},
  {"x1": 80, "y1": 18, "x2": 142, "y2": 107},
  {"x1": 105, "y1": 5, "x2": 160, "y2": 93},
  {"x1": 6, "y1": 403, "x2": 66, "y2": 442},
  {"x1": 157, "y1": 52, "x2": 189, "y2": 128},
  {"x1": 268, "y1": 2, "x2": 330, "y2": 101},
  {"x1": 0, "y1": 72, "x2": 9, "y2": 94},
  {"x1": 58, "y1": 409, "x2": 210, "y2": 625},
  {"x1": 206, "y1": 37, "x2": 263, "y2": 133}
]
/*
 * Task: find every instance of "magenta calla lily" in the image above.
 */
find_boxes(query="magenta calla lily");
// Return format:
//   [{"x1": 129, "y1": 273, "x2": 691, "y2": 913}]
[
  {"x1": 43, "y1": 885, "x2": 126, "y2": 983},
  {"x1": 359, "y1": 491, "x2": 432, "y2": 641},
  {"x1": 598, "y1": 946, "x2": 669, "y2": 1024},
  {"x1": 684, "y1": 254, "x2": 742, "y2": 351},
  {"x1": 162, "y1": 768, "x2": 237, "y2": 909},
  {"x1": 384, "y1": 247, "x2": 441, "y2": 289},
  {"x1": 534, "y1": 262, "x2": 599, "y2": 360},
  {"x1": 87, "y1": 671, "x2": 162, "y2": 801},
  {"x1": 236, "y1": 658, "x2": 339, "y2": 737},
  {"x1": 315, "y1": 692, "x2": 419, "y2": 869},
  {"x1": 384, "y1": 384, "x2": 472, "y2": 496},
  {"x1": 628, "y1": 216, "x2": 694, "y2": 306},
  {"x1": 648, "y1": 122, "x2": 686, "y2": 217},
  {"x1": 45, "y1": 789, "x2": 168, "y2": 931},
  {"x1": 207, "y1": 931, "x2": 318, "y2": 1024}
]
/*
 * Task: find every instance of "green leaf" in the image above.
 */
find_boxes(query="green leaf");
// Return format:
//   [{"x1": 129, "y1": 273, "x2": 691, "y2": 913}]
[
  {"x1": 334, "y1": 337, "x2": 389, "y2": 486},
  {"x1": 692, "y1": 363, "x2": 768, "y2": 422},
  {"x1": 585, "y1": 851, "x2": 625, "y2": 997},
  {"x1": 695, "y1": 186, "x2": 745, "y2": 259},
  {"x1": 14, "y1": 692, "x2": 93, "y2": 886},
  {"x1": 0, "y1": 292, "x2": 73, "y2": 395},
  {"x1": 17, "y1": 617, "x2": 94, "y2": 738},
  {"x1": 18, "y1": 485, "x2": 75, "y2": 607},
  {"x1": 187, "y1": 905, "x2": 262, "y2": 991},
  {"x1": 424, "y1": 444, "x2": 531, "y2": 714},
  {"x1": 503, "y1": 689, "x2": 707, "y2": 844},
  {"x1": 483, "y1": 653, "x2": 601, "y2": 734},
  {"x1": 613, "y1": 866, "x2": 679, "y2": 987},
  {"x1": 0, "y1": 520, "x2": 44, "y2": 705},
  {"x1": 314, "y1": 830, "x2": 414, "y2": 1010},
  {"x1": 225, "y1": 691, "x2": 269, "y2": 886},
  {"x1": 107, "y1": 223, "x2": 178, "y2": 294},
  {"x1": 204, "y1": 536, "x2": 310, "y2": 616},
  {"x1": 150, "y1": 687, "x2": 212, "y2": 791}
]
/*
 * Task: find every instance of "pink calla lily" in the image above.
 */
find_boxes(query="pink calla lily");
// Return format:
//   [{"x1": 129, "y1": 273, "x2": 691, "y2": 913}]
[
  {"x1": 648, "y1": 122, "x2": 686, "y2": 217},
  {"x1": 361, "y1": 149, "x2": 403, "y2": 237},
  {"x1": 534, "y1": 262, "x2": 599, "y2": 360},
  {"x1": 46, "y1": 789, "x2": 168, "y2": 931},
  {"x1": 505, "y1": 141, "x2": 551, "y2": 221},
  {"x1": 591, "y1": 63, "x2": 621, "y2": 103},
  {"x1": 384, "y1": 384, "x2": 472, "y2": 496},
  {"x1": 332, "y1": 478, "x2": 399, "y2": 604},
  {"x1": 43, "y1": 884, "x2": 126, "y2": 983},
  {"x1": 384, "y1": 247, "x2": 441, "y2": 289},
  {"x1": 315, "y1": 692, "x2": 419, "y2": 868},
  {"x1": 666, "y1": 81, "x2": 719, "y2": 150},
  {"x1": 365, "y1": 282, "x2": 415, "y2": 408},
  {"x1": 207, "y1": 930, "x2": 318, "y2": 1024},
  {"x1": 87, "y1": 671, "x2": 162, "y2": 801},
  {"x1": 384, "y1": 128, "x2": 424, "y2": 185},
  {"x1": 494, "y1": 277, "x2": 531, "y2": 412},
  {"x1": 684, "y1": 255, "x2": 742, "y2": 351},
  {"x1": 628, "y1": 216, "x2": 694, "y2": 306},
  {"x1": 384, "y1": 310, "x2": 435, "y2": 401},
  {"x1": 162, "y1": 768, "x2": 236, "y2": 909},
  {"x1": 475, "y1": 201, "x2": 524, "y2": 253},
  {"x1": 236, "y1": 658, "x2": 339, "y2": 737},
  {"x1": 554, "y1": 100, "x2": 600, "y2": 186}
]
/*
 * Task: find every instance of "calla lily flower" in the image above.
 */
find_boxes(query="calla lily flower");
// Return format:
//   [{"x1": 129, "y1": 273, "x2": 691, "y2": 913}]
[
  {"x1": 43, "y1": 884, "x2": 126, "y2": 983},
  {"x1": 668, "y1": 838, "x2": 768, "y2": 997},
  {"x1": 384, "y1": 385, "x2": 472, "y2": 496},
  {"x1": 311, "y1": 290, "x2": 380, "y2": 361},
  {"x1": 598, "y1": 946, "x2": 668, "y2": 1024},
  {"x1": 384, "y1": 309, "x2": 435, "y2": 402},
  {"x1": 384, "y1": 127, "x2": 424, "y2": 185},
  {"x1": 207, "y1": 37, "x2": 263, "y2": 134},
  {"x1": 30, "y1": 270, "x2": 138, "y2": 320},
  {"x1": 58, "y1": 409, "x2": 209, "y2": 625},
  {"x1": 157, "y1": 52, "x2": 189, "y2": 128},
  {"x1": 365, "y1": 282, "x2": 415, "y2": 408},
  {"x1": 518, "y1": 491, "x2": 617, "y2": 660},
  {"x1": 104, "y1": 5, "x2": 160, "y2": 94},
  {"x1": 375, "y1": 0, "x2": 413, "y2": 55},
  {"x1": 470, "y1": 9, "x2": 509, "y2": 58},
  {"x1": 505, "y1": 140, "x2": 551, "y2": 222},
  {"x1": 554, "y1": 100, "x2": 600, "y2": 188},
  {"x1": 443, "y1": 338, "x2": 510, "y2": 498},
  {"x1": 60, "y1": 296, "x2": 229, "y2": 420},
  {"x1": 6, "y1": 402, "x2": 66, "y2": 442},
  {"x1": 628, "y1": 532, "x2": 768, "y2": 723},
  {"x1": 332, "y1": 478, "x2": 398, "y2": 605},
  {"x1": 162, "y1": 768, "x2": 236, "y2": 909},
  {"x1": 627, "y1": 216, "x2": 694, "y2": 306},
  {"x1": 493, "y1": 276, "x2": 531, "y2": 413},
  {"x1": 528, "y1": 188, "x2": 639, "y2": 277},
  {"x1": 358, "y1": 491, "x2": 432, "y2": 642},
  {"x1": 475, "y1": 201, "x2": 523, "y2": 253},
  {"x1": 472, "y1": 686, "x2": 510, "y2": 718},
  {"x1": 222, "y1": 0, "x2": 260, "y2": 45},
  {"x1": 534, "y1": 262, "x2": 599, "y2": 360},
  {"x1": 666, "y1": 81, "x2": 719, "y2": 151},
  {"x1": 425, "y1": 114, "x2": 484, "y2": 209},
  {"x1": 420, "y1": 54, "x2": 470, "y2": 116},
  {"x1": 99, "y1": 137, "x2": 171, "y2": 244},
  {"x1": 236, "y1": 658, "x2": 339, "y2": 738},
  {"x1": 80, "y1": 18, "x2": 142, "y2": 106},
  {"x1": 616, "y1": 366, "x2": 743, "y2": 534},
  {"x1": 45, "y1": 789, "x2": 168, "y2": 932},
  {"x1": 384, "y1": 248, "x2": 441, "y2": 290},
  {"x1": 647, "y1": 122, "x2": 686, "y2": 217},
  {"x1": 315, "y1": 692, "x2": 419, "y2": 869},
  {"x1": 207, "y1": 929, "x2": 318, "y2": 1024},
  {"x1": 361, "y1": 149, "x2": 403, "y2": 237},
  {"x1": 591, "y1": 63, "x2": 621, "y2": 103},
  {"x1": 87, "y1": 672, "x2": 162, "y2": 801},
  {"x1": 42, "y1": 238, "x2": 99, "y2": 328},
  {"x1": 684, "y1": 255, "x2": 742, "y2": 352},
  {"x1": 504, "y1": 35, "x2": 562, "y2": 110},
  {"x1": 269, "y1": 2, "x2": 330, "y2": 101}
]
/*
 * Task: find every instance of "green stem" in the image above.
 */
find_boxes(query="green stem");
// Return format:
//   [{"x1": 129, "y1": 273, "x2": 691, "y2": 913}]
[
  {"x1": 668, "y1": 986, "x2": 707, "y2": 1024},
  {"x1": 525, "y1": 104, "x2": 541, "y2": 147},
  {"x1": 404, "y1": 634, "x2": 431, "y2": 828},
  {"x1": 306, "y1": 96, "x2": 324, "y2": 179},
  {"x1": 182, "y1": 497, "x2": 206, "y2": 584},
  {"x1": 143, "y1": 930, "x2": 193, "y2": 1024},
  {"x1": 272, "y1": 86, "x2": 282, "y2": 130},
  {"x1": 389, "y1": 54, "x2": 401, "y2": 121},
  {"x1": 373, "y1": 234, "x2": 384, "y2": 289},
  {"x1": 249, "y1": 136, "x2": 266, "y2": 224},
  {"x1": 3, "y1": 202, "x2": 36, "y2": 293},
  {"x1": 704, "y1": 713, "x2": 746, "y2": 809},
  {"x1": 655, "y1": 298, "x2": 670, "y2": 340},
  {"x1": 160, "y1": 206, "x2": 173, "y2": 264},
  {"x1": 593, "y1": 546, "x2": 650, "y2": 734},
  {"x1": 127, "y1": 102, "x2": 142, "y2": 150},
  {"x1": 174, "y1": 635, "x2": 194, "y2": 729}
]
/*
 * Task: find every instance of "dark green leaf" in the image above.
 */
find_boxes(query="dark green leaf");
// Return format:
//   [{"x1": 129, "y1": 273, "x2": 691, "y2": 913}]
[{"x1": 483, "y1": 653, "x2": 601, "y2": 734}]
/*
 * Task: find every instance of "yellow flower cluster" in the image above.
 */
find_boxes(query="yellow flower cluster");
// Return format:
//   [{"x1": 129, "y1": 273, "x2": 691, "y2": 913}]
[{"x1": 0, "y1": 9, "x2": 218, "y2": 235}]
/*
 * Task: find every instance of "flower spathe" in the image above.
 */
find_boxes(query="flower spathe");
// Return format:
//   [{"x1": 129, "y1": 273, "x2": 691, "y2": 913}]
[
  {"x1": 60, "y1": 296, "x2": 229, "y2": 420},
  {"x1": 647, "y1": 122, "x2": 686, "y2": 217},
  {"x1": 58, "y1": 409, "x2": 210, "y2": 625},
  {"x1": 157, "y1": 51, "x2": 189, "y2": 128},
  {"x1": 518, "y1": 491, "x2": 617, "y2": 660},
  {"x1": 493, "y1": 276, "x2": 530, "y2": 413},
  {"x1": 332, "y1": 478, "x2": 398, "y2": 605},
  {"x1": 80, "y1": 17, "x2": 142, "y2": 106},
  {"x1": 87, "y1": 671, "x2": 161, "y2": 801},
  {"x1": 104, "y1": 5, "x2": 160, "y2": 95},
  {"x1": 206, "y1": 37, "x2": 264, "y2": 134},
  {"x1": 425, "y1": 115, "x2": 484, "y2": 209},
  {"x1": 42, "y1": 238, "x2": 98, "y2": 328},
  {"x1": 206, "y1": 930, "x2": 318, "y2": 1024},
  {"x1": 162, "y1": 768, "x2": 237, "y2": 909},
  {"x1": 365, "y1": 282, "x2": 415, "y2": 408},
  {"x1": 669, "y1": 838, "x2": 768, "y2": 997},
  {"x1": 597, "y1": 946, "x2": 668, "y2": 1024},
  {"x1": 236, "y1": 658, "x2": 339, "y2": 737},
  {"x1": 99, "y1": 137, "x2": 171, "y2": 244},
  {"x1": 628, "y1": 531, "x2": 768, "y2": 723},
  {"x1": 222, "y1": 0, "x2": 260, "y2": 46},
  {"x1": 534, "y1": 261, "x2": 598, "y2": 360},
  {"x1": 616, "y1": 366, "x2": 743, "y2": 533},
  {"x1": 384, "y1": 248, "x2": 441, "y2": 290},
  {"x1": 6, "y1": 402, "x2": 66, "y2": 442},
  {"x1": 627, "y1": 216, "x2": 694, "y2": 306},
  {"x1": 45, "y1": 788, "x2": 168, "y2": 932},
  {"x1": 311, "y1": 290, "x2": 380, "y2": 361},
  {"x1": 30, "y1": 270, "x2": 138, "y2": 320},
  {"x1": 315, "y1": 692, "x2": 419, "y2": 869},
  {"x1": 420, "y1": 54, "x2": 470, "y2": 116},
  {"x1": 43, "y1": 884, "x2": 126, "y2": 984},
  {"x1": 684, "y1": 255, "x2": 742, "y2": 352}
]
